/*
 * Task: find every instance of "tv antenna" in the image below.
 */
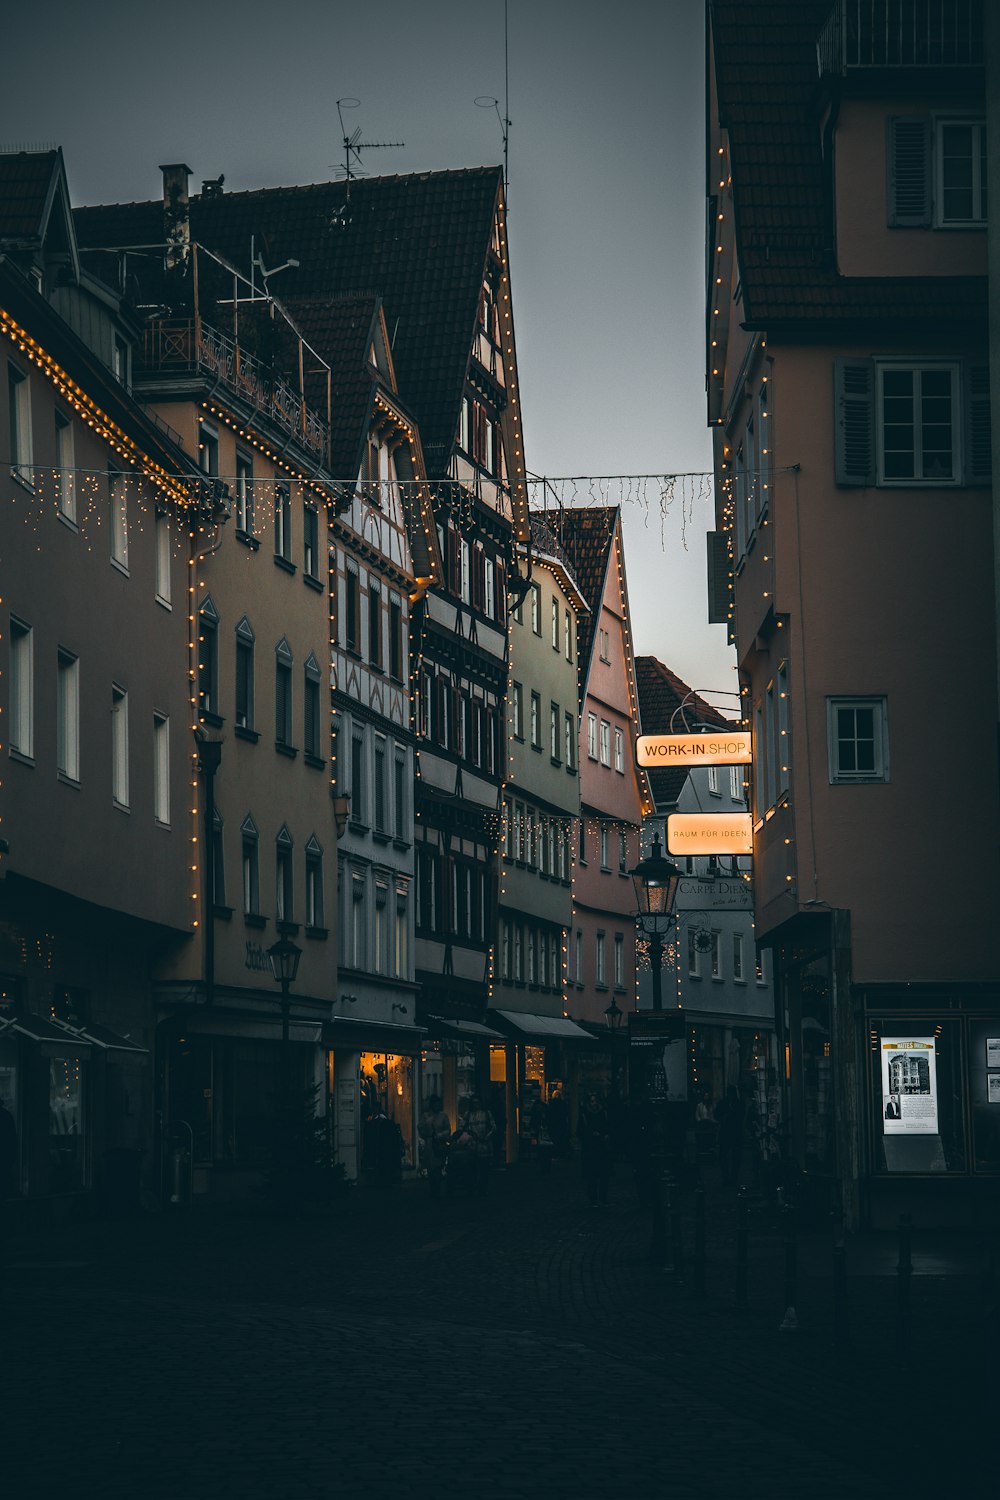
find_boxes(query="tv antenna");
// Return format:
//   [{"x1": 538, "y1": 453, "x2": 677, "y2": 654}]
[
  {"x1": 474, "y1": 0, "x2": 511, "y2": 190},
  {"x1": 334, "y1": 98, "x2": 404, "y2": 187}
]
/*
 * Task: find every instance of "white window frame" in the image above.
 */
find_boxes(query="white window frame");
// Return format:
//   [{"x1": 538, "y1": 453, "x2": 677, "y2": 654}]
[
  {"x1": 305, "y1": 837, "x2": 324, "y2": 929},
  {"x1": 614, "y1": 725, "x2": 624, "y2": 773},
  {"x1": 707, "y1": 766, "x2": 720, "y2": 796},
  {"x1": 934, "y1": 117, "x2": 987, "y2": 228},
  {"x1": 596, "y1": 931, "x2": 606, "y2": 987},
  {"x1": 110, "y1": 471, "x2": 128, "y2": 571},
  {"x1": 153, "y1": 712, "x2": 170, "y2": 824},
  {"x1": 587, "y1": 712, "x2": 598, "y2": 760},
  {"x1": 111, "y1": 683, "x2": 129, "y2": 809},
  {"x1": 235, "y1": 452, "x2": 254, "y2": 535},
  {"x1": 8, "y1": 362, "x2": 33, "y2": 488},
  {"x1": 614, "y1": 933, "x2": 624, "y2": 990},
  {"x1": 9, "y1": 616, "x2": 34, "y2": 759},
  {"x1": 241, "y1": 817, "x2": 260, "y2": 916},
  {"x1": 599, "y1": 720, "x2": 611, "y2": 767},
  {"x1": 512, "y1": 681, "x2": 523, "y2": 739},
  {"x1": 551, "y1": 597, "x2": 559, "y2": 649},
  {"x1": 564, "y1": 610, "x2": 573, "y2": 661},
  {"x1": 730, "y1": 764, "x2": 743, "y2": 801},
  {"x1": 827, "y1": 696, "x2": 890, "y2": 784},
  {"x1": 57, "y1": 649, "x2": 80, "y2": 783},
  {"x1": 733, "y1": 931, "x2": 745, "y2": 984},
  {"x1": 155, "y1": 510, "x2": 172, "y2": 606},
  {"x1": 55, "y1": 410, "x2": 75, "y2": 523}
]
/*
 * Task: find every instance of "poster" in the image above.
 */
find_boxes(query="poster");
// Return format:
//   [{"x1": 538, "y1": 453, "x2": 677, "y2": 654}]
[
  {"x1": 987, "y1": 1038, "x2": 1000, "y2": 1068},
  {"x1": 880, "y1": 1038, "x2": 938, "y2": 1134},
  {"x1": 988, "y1": 1076, "x2": 1000, "y2": 1105}
]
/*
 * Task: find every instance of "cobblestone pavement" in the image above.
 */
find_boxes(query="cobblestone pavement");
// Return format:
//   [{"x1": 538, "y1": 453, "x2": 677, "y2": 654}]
[{"x1": 2, "y1": 1158, "x2": 989, "y2": 1499}]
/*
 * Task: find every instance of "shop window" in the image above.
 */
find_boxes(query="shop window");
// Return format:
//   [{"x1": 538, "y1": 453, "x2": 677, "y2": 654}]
[
  {"x1": 870, "y1": 1020, "x2": 966, "y2": 1174},
  {"x1": 970, "y1": 1021, "x2": 1000, "y2": 1173}
]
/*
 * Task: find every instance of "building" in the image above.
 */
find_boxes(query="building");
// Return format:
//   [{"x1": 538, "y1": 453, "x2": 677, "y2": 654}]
[
  {"x1": 635, "y1": 657, "x2": 775, "y2": 1134},
  {"x1": 492, "y1": 514, "x2": 590, "y2": 1156},
  {"x1": 706, "y1": 0, "x2": 998, "y2": 1225},
  {"x1": 0, "y1": 151, "x2": 200, "y2": 1214},
  {"x1": 551, "y1": 506, "x2": 651, "y2": 1100}
]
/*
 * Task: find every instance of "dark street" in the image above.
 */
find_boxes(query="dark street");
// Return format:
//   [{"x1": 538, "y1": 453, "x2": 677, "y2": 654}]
[{"x1": 3, "y1": 1158, "x2": 988, "y2": 1499}]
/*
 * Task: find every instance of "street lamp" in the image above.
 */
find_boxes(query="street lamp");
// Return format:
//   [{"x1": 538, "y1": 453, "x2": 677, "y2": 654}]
[
  {"x1": 630, "y1": 834, "x2": 683, "y2": 1012},
  {"x1": 603, "y1": 998, "x2": 624, "y2": 1031},
  {"x1": 267, "y1": 936, "x2": 302, "y2": 1089}
]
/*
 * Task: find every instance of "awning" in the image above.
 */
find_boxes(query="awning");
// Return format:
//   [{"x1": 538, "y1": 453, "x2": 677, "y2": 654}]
[
  {"x1": 0, "y1": 1013, "x2": 93, "y2": 1048},
  {"x1": 491, "y1": 1010, "x2": 596, "y2": 1042},
  {"x1": 425, "y1": 1016, "x2": 505, "y2": 1042},
  {"x1": 323, "y1": 1017, "x2": 426, "y2": 1054},
  {"x1": 74, "y1": 1021, "x2": 148, "y2": 1054}
]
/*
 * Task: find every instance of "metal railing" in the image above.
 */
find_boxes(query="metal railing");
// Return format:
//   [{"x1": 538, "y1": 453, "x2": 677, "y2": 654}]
[
  {"x1": 817, "y1": 0, "x2": 983, "y2": 73},
  {"x1": 139, "y1": 318, "x2": 329, "y2": 460}
]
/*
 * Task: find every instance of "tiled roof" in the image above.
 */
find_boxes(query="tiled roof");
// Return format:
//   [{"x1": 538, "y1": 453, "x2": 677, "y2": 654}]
[
  {"x1": 635, "y1": 656, "x2": 736, "y2": 809},
  {"x1": 73, "y1": 167, "x2": 503, "y2": 472},
  {"x1": 527, "y1": 512, "x2": 583, "y2": 601},
  {"x1": 286, "y1": 294, "x2": 380, "y2": 484},
  {"x1": 710, "y1": 0, "x2": 987, "y2": 330},
  {"x1": 0, "y1": 150, "x2": 60, "y2": 241},
  {"x1": 546, "y1": 506, "x2": 619, "y2": 680}
]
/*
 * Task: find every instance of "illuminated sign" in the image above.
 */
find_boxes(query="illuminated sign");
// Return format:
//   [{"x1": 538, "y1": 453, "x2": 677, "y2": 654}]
[
  {"x1": 666, "y1": 813, "x2": 753, "y2": 856},
  {"x1": 637, "y1": 732, "x2": 752, "y2": 767}
]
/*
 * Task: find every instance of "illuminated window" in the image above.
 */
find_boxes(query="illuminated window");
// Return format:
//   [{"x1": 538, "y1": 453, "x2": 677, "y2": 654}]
[{"x1": 530, "y1": 583, "x2": 541, "y2": 635}]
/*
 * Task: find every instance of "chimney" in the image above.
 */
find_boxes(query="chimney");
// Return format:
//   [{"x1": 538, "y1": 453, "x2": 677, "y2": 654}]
[{"x1": 160, "y1": 162, "x2": 192, "y2": 271}]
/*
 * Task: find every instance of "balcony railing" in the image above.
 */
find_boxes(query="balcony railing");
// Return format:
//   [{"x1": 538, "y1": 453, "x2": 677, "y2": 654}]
[
  {"x1": 818, "y1": 0, "x2": 983, "y2": 74},
  {"x1": 139, "y1": 318, "x2": 329, "y2": 460}
]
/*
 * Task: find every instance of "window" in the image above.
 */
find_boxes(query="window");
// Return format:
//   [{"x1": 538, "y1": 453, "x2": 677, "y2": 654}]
[
  {"x1": 575, "y1": 929, "x2": 583, "y2": 985},
  {"x1": 614, "y1": 726, "x2": 624, "y2": 773},
  {"x1": 564, "y1": 711, "x2": 576, "y2": 770},
  {"x1": 345, "y1": 567, "x2": 360, "y2": 653},
  {"x1": 512, "y1": 682, "x2": 524, "y2": 740},
  {"x1": 211, "y1": 811, "x2": 226, "y2": 907},
  {"x1": 153, "y1": 712, "x2": 169, "y2": 824},
  {"x1": 276, "y1": 828, "x2": 294, "y2": 924},
  {"x1": 303, "y1": 654, "x2": 321, "y2": 759},
  {"x1": 551, "y1": 598, "x2": 559, "y2": 649},
  {"x1": 112, "y1": 334, "x2": 131, "y2": 388},
  {"x1": 460, "y1": 539, "x2": 470, "y2": 604},
  {"x1": 394, "y1": 751, "x2": 407, "y2": 839},
  {"x1": 596, "y1": 932, "x2": 606, "y2": 987},
  {"x1": 687, "y1": 927, "x2": 701, "y2": 978},
  {"x1": 827, "y1": 697, "x2": 889, "y2": 784},
  {"x1": 197, "y1": 598, "x2": 219, "y2": 721},
  {"x1": 614, "y1": 934, "x2": 624, "y2": 990},
  {"x1": 834, "y1": 358, "x2": 989, "y2": 488},
  {"x1": 9, "y1": 617, "x2": 33, "y2": 758},
  {"x1": 241, "y1": 817, "x2": 260, "y2": 916},
  {"x1": 756, "y1": 952, "x2": 767, "y2": 987},
  {"x1": 710, "y1": 930, "x2": 721, "y2": 980},
  {"x1": 527, "y1": 929, "x2": 537, "y2": 985},
  {"x1": 730, "y1": 765, "x2": 743, "y2": 801},
  {"x1": 600, "y1": 825, "x2": 609, "y2": 870},
  {"x1": 109, "y1": 471, "x2": 128, "y2": 569},
  {"x1": 389, "y1": 597, "x2": 403, "y2": 680},
  {"x1": 887, "y1": 115, "x2": 986, "y2": 229},
  {"x1": 708, "y1": 766, "x2": 720, "y2": 796},
  {"x1": 598, "y1": 627, "x2": 610, "y2": 662},
  {"x1": 235, "y1": 452, "x2": 254, "y2": 535},
  {"x1": 368, "y1": 583, "x2": 382, "y2": 668},
  {"x1": 619, "y1": 829, "x2": 628, "y2": 874},
  {"x1": 550, "y1": 702, "x2": 560, "y2": 761},
  {"x1": 198, "y1": 421, "x2": 219, "y2": 476},
  {"x1": 599, "y1": 720, "x2": 611, "y2": 766},
  {"x1": 351, "y1": 872, "x2": 366, "y2": 966},
  {"x1": 578, "y1": 818, "x2": 586, "y2": 864},
  {"x1": 530, "y1": 583, "x2": 541, "y2": 635},
  {"x1": 733, "y1": 932, "x2": 745, "y2": 983},
  {"x1": 303, "y1": 507, "x2": 319, "y2": 579},
  {"x1": 394, "y1": 890, "x2": 409, "y2": 976},
  {"x1": 484, "y1": 558, "x2": 495, "y2": 620},
  {"x1": 564, "y1": 610, "x2": 573, "y2": 661},
  {"x1": 275, "y1": 638, "x2": 293, "y2": 748},
  {"x1": 274, "y1": 482, "x2": 292, "y2": 562},
  {"x1": 235, "y1": 618, "x2": 255, "y2": 731},
  {"x1": 111, "y1": 684, "x2": 129, "y2": 808},
  {"x1": 155, "y1": 511, "x2": 171, "y2": 605},
  {"x1": 305, "y1": 837, "x2": 324, "y2": 929},
  {"x1": 587, "y1": 712, "x2": 597, "y2": 760},
  {"x1": 55, "y1": 411, "x2": 74, "y2": 522},
  {"x1": 8, "y1": 363, "x2": 32, "y2": 486},
  {"x1": 351, "y1": 727, "x2": 366, "y2": 823},
  {"x1": 374, "y1": 735, "x2": 387, "y2": 832},
  {"x1": 57, "y1": 650, "x2": 79, "y2": 782},
  {"x1": 530, "y1": 692, "x2": 541, "y2": 749}
]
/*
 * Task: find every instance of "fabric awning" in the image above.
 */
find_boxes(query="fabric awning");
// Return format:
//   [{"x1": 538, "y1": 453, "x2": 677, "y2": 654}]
[
  {"x1": 491, "y1": 1010, "x2": 596, "y2": 1042},
  {"x1": 425, "y1": 1016, "x2": 505, "y2": 1042},
  {"x1": 323, "y1": 1017, "x2": 426, "y2": 1053}
]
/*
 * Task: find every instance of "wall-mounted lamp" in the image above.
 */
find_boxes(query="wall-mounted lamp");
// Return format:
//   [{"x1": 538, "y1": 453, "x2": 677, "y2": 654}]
[{"x1": 334, "y1": 795, "x2": 351, "y2": 839}]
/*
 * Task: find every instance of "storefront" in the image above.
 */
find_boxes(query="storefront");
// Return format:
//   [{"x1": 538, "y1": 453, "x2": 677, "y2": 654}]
[
  {"x1": 861, "y1": 994, "x2": 1000, "y2": 1228},
  {"x1": 324, "y1": 1017, "x2": 426, "y2": 1181},
  {"x1": 488, "y1": 1010, "x2": 595, "y2": 1163}
]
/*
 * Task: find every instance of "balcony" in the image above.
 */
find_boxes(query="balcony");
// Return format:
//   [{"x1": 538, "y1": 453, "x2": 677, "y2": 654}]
[
  {"x1": 817, "y1": 0, "x2": 983, "y2": 73},
  {"x1": 138, "y1": 318, "x2": 329, "y2": 462}
]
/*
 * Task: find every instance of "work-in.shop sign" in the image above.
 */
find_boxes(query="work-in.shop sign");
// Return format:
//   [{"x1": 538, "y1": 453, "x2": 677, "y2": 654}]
[{"x1": 636, "y1": 732, "x2": 751, "y2": 767}]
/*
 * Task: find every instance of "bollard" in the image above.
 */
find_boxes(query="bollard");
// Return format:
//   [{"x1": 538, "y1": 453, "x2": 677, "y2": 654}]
[
  {"x1": 735, "y1": 1186, "x2": 749, "y2": 1311},
  {"x1": 694, "y1": 1181, "x2": 707, "y2": 1299},
  {"x1": 668, "y1": 1175, "x2": 684, "y2": 1276},
  {"x1": 779, "y1": 1202, "x2": 799, "y2": 1331},
  {"x1": 897, "y1": 1212, "x2": 913, "y2": 1351},
  {"x1": 832, "y1": 1212, "x2": 849, "y2": 1348}
]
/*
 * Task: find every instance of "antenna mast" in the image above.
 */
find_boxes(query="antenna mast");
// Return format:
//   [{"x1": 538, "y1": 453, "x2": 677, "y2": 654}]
[{"x1": 335, "y1": 98, "x2": 404, "y2": 190}]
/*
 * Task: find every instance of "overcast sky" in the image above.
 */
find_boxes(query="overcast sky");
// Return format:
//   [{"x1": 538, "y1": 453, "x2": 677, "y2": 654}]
[{"x1": 6, "y1": 0, "x2": 736, "y2": 706}]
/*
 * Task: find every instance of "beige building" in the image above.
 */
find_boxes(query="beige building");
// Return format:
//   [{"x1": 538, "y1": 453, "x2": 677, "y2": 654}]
[{"x1": 707, "y1": 1, "x2": 997, "y2": 1226}]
